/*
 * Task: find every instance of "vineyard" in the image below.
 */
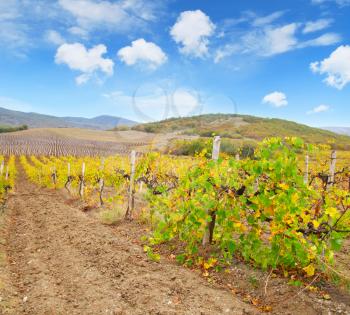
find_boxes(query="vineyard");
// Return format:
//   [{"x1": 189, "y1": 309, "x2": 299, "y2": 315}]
[
  {"x1": 14, "y1": 137, "x2": 349, "y2": 277},
  {"x1": 0, "y1": 129, "x2": 150, "y2": 156},
  {"x1": 0, "y1": 155, "x2": 16, "y2": 206},
  {"x1": 1, "y1": 136, "x2": 349, "y2": 314}
]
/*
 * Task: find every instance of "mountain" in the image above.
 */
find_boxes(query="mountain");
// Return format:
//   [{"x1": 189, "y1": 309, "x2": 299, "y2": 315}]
[
  {"x1": 61, "y1": 115, "x2": 136, "y2": 129},
  {"x1": 133, "y1": 114, "x2": 350, "y2": 150},
  {"x1": 323, "y1": 127, "x2": 350, "y2": 136},
  {"x1": 0, "y1": 107, "x2": 137, "y2": 130}
]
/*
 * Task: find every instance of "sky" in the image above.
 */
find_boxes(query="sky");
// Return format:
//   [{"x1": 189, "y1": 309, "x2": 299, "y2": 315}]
[{"x1": 0, "y1": 0, "x2": 350, "y2": 127}]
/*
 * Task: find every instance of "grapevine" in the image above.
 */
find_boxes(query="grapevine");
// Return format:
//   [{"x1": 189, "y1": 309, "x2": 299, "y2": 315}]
[{"x1": 18, "y1": 138, "x2": 350, "y2": 277}]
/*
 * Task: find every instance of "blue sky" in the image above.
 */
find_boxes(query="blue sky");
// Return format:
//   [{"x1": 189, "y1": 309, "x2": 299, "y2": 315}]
[{"x1": 0, "y1": 0, "x2": 350, "y2": 126}]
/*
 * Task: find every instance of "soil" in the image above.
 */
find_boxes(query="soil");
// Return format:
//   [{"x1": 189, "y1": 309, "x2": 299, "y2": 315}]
[
  {"x1": 0, "y1": 169, "x2": 349, "y2": 315},
  {"x1": 0, "y1": 171, "x2": 257, "y2": 315}
]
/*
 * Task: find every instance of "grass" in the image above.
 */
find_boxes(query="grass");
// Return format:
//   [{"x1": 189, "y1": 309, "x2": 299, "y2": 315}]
[
  {"x1": 132, "y1": 114, "x2": 350, "y2": 150},
  {"x1": 99, "y1": 208, "x2": 124, "y2": 225}
]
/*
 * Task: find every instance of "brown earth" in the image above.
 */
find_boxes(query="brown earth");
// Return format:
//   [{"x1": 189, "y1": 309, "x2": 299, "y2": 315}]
[
  {"x1": 0, "y1": 169, "x2": 349, "y2": 315},
  {"x1": 0, "y1": 171, "x2": 256, "y2": 315}
]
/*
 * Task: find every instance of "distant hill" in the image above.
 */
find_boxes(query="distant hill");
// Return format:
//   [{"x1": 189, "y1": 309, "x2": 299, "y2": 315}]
[
  {"x1": 323, "y1": 127, "x2": 350, "y2": 136},
  {"x1": 133, "y1": 114, "x2": 350, "y2": 150},
  {"x1": 0, "y1": 107, "x2": 137, "y2": 130}
]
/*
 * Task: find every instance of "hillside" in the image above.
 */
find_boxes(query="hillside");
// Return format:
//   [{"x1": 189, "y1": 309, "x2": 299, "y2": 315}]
[
  {"x1": 133, "y1": 114, "x2": 350, "y2": 149},
  {"x1": 0, "y1": 107, "x2": 137, "y2": 130}
]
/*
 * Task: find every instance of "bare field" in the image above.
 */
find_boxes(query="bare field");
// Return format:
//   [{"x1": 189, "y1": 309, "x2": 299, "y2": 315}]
[
  {"x1": 0, "y1": 128, "x2": 189, "y2": 156},
  {"x1": 0, "y1": 170, "x2": 255, "y2": 315}
]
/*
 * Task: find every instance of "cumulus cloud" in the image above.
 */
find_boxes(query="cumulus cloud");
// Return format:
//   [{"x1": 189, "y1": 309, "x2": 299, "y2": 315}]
[
  {"x1": 117, "y1": 39, "x2": 167, "y2": 69},
  {"x1": 55, "y1": 43, "x2": 114, "y2": 85},
  {"x1": 310, "y1": 45, "x2": 350, "y2": 89},
  {"x1": 307, "y1": 104, "x2": 330, "y2": 114},
  {"x1": 262, "y1": 91, "x2": 288, "y2": 107},
  {"x1": 303, "y1": 19, "x2": 333, "y2": 34},
  {"x1": 170, "y1": 10, "x2": 215, "y2": 58},
  {"x1": 45, "y1": 30, "x2": 65, "y2": 46}
]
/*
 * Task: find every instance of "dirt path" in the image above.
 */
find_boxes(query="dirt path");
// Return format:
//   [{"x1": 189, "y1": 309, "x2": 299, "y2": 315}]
[{"x1": 0, "y1": 172, "x2": 256, "y2": 315}]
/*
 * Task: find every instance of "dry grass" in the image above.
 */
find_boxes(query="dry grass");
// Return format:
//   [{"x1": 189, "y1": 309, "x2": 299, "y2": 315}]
[{"x1": 99, "y1": 208, "x2": 125, "y2": 225}]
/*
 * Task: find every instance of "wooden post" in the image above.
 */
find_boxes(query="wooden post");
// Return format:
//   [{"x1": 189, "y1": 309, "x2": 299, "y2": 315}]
[
  {"x1": 0, "y1": 160, "x2": 4, "y2": 176},
  {"x1": 52, "y1": 166, "x2": 57, "y2": 186},
  {"x1": 65, "y1": 163, "x2": 72, "y2": 193},
  {"x1": 304, "y1": 155, "x2": 309, "y2": 185},
  {"x1": 328, "y1": 151, "x2": 337, "y2": 189},
  {"x1": 79, "y1": 162, "x2": 85, "y2": 199},
  {"x1": 125, "y1": 150, "x2": 136, "y2": 220},
  {"x1": 5, "y1": 166, "x2": 9, "y2": 181},
  {"x1": 254, "y1": 178, "x2": 259, "y2": 192},
  {"x1": 212, "y1": 136, "x2": 221, "y2": 161},
  {"x1": 202, "y1": 136, "x2": 221, "y2": 246},
  {"x1": 235, "y1": 153, "x2": 240, "y2": 161},
  {"x1": 98, "y1": 158, "x2": 105, "y2": 206}
]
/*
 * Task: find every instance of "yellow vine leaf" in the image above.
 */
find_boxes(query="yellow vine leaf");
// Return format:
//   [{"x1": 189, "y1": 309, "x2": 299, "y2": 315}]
[
  {"x1": 312, "y1": 220, "x2": 320, "y2": 229},
  {"x1": 203, "y1": 258, "x2": 217, "y2": 270},
  {"x1": 291, "y1": 193, "x2": 299, "y2": 203},
  {"x1": 325, "y1": 207, "x2": 338, "y2": 219},
  {"x1": 279, "y1": 183, "x2": 289, "y2": 190},
  {"x1": 303, "y1": 264, "x2": 315, "y2": 277}
]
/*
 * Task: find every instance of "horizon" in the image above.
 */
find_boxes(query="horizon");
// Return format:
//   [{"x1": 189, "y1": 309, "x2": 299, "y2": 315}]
[
  {"x1": 2, "y1": 105, "x2": 350, "y2": 129},
  {"x1": 1, "y1": 1, "x2": 350, "y2": 127}
]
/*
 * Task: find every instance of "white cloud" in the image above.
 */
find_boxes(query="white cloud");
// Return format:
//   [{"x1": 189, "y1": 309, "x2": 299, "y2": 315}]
[
  {"x1": 121, "y1": 0, "x2": 157, "y2": 21},
  {"x1": 45, "y1": 30, "x2": 65, "y2": 46},
  {"x1": 58, "y1": 0, "x2": 161, "y2": 36},
  {"x1": 0, "y1": 1, "x2": 19, "y2": 21},
  {"x1": 118, "y1": 39, "x2": 167, "y2": 69},
  {"x1": 0, "y1": 1, "x2": 30, "y2": 53},
  {"x1": 68, "y1": 26, "x2": 89, "y2": 39},
  {"x1": 214, "y1": 44, "x2": 241, "y2": 63},
  {"x1": 243, "y1": 23, "x2": 298, "y2": 56},
  {"x1": 307, "y1": 104, "x2": 330, "y2": 114},
  {"x1": 0, "y1": 1, "x2": 62, "y2": 55},
  {"x1": 59, "y1": 0, "x2": 128, "y2": 26},
  {"x1": 311, "y1": 0, "x2": 350, "y2": 6},
  {"x1": 310, "y1": 45, "x2": 350, "y2": 89},
  {"x1": 170, "y1": 10, "x2": 215, "y2": 58},
  {"x1": 262, "y1": 91, "x2": 288, "y2": 107},
  {"x1": 252, "y1": 11, "x2": 285, "y2": 27},
  {"x1": 55, "y1": 43, "x2": 114, "y2": 85},
  {"x1": 215, "y1": 18, "x2": 341, "y2": 62},
  {"x1": 298, "y1": 33, "x2": 341, "y2": 48},
  {"x1": 303, "y1": 19, "x2": 332, "y2": 34}
]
